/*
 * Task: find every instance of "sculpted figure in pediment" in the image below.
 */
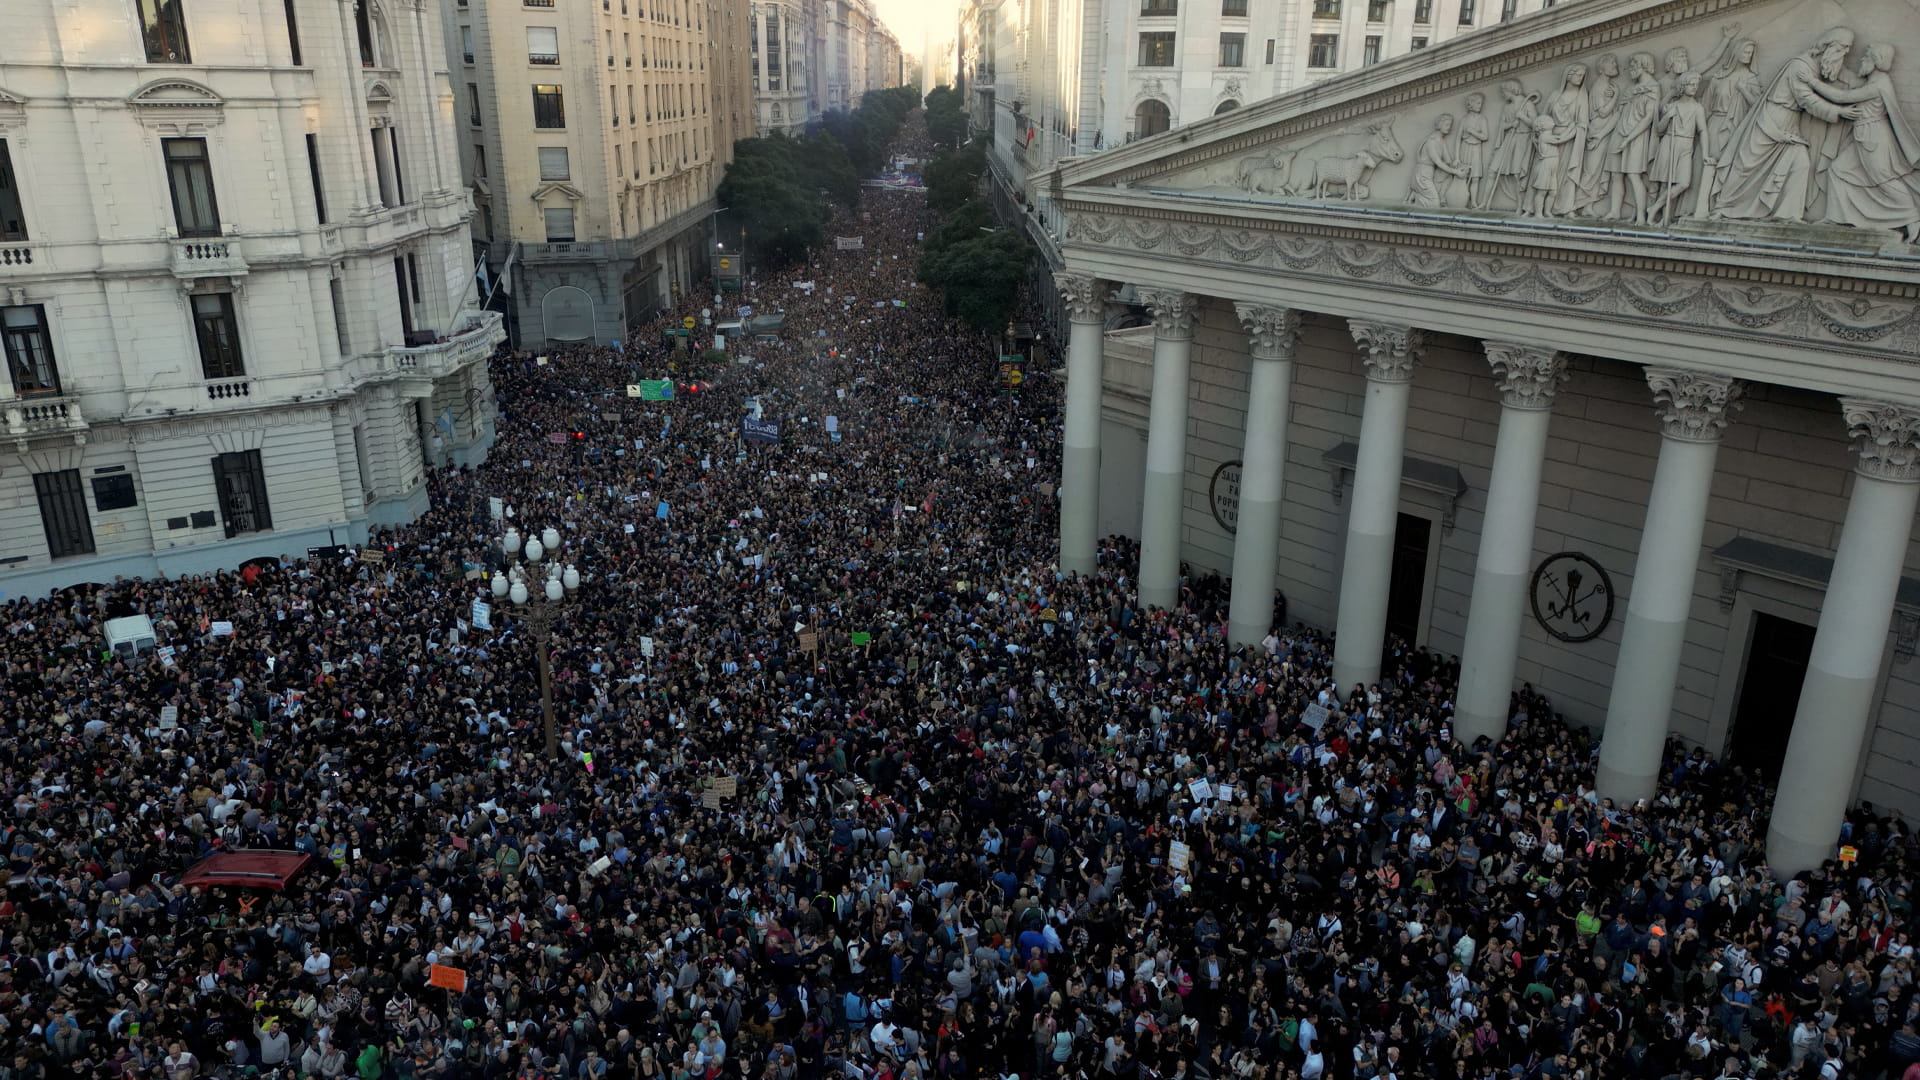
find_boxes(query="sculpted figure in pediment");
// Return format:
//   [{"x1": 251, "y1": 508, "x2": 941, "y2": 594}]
[
  {"x1": 1713, "y1": 27, "x2": 1862, "y2": 223},
  {"x1": 1820, "y1": 43, "x2": 1920, "y2": 243},
  {"x1": 1690, "y1": 37, "x2": 1764, "y2": 219},
  {"x1": 1572, "y1": 54, "x2": 1621, "y2": 216},
  {"x1": 1479, "y1": 79, "x2": 1540, "y2": 211}
]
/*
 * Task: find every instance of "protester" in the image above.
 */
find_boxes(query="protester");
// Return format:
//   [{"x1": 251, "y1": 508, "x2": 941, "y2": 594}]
[{"x1": 0, "y1": 112, "x2": 1913, "y2": 1080}]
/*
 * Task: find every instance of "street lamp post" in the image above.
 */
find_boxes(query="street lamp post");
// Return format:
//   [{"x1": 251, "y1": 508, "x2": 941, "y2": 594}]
[{"x1": 490, "y1": 525, "x2": 584, "y2": 759}]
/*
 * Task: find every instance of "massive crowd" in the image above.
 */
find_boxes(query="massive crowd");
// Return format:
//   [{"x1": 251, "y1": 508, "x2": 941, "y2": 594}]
[{"x1": 2, "y1": 117, "x2": 1920, "y2": 1080}]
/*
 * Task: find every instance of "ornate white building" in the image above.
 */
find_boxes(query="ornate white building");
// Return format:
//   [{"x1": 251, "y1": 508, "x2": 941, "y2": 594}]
[
  {"x1": 0, "y1": 0, "x2": 502, "y2": 598},
  {"x1": 1051, "y1": 0, "x2": 1920, "y2": 874},
  {"x1": 749, "y1": 0, "x2": 902, "y2": 138}
]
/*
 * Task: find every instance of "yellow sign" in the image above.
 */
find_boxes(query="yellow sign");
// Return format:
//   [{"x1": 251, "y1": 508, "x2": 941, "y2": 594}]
[
  {"x1": 682, "y1": 316, "x2": 696, "y2": 329},
  {"x1": 718, "y1": 258, "x2": 734, "y2": 270}
]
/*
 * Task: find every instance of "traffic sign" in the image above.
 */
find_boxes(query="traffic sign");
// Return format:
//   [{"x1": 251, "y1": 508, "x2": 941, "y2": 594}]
[{"x1": 682, "y1": 316, "x2": 696, "y2": 329}]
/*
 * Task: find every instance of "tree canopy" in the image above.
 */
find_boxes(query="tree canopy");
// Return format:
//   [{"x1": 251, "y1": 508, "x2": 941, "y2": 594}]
[
  {"x1": 917, "y1": 198, "x2": 1030, "y2": 333},
  {"x1": 718, "y1": 135, "x2": 858, "y2": 268},
  {"x1": 923, "y1": 140, "x2": 987, "y2": 214},
  {"x1": 923, "y1": 85, "x2": 969, "y2": 149}
]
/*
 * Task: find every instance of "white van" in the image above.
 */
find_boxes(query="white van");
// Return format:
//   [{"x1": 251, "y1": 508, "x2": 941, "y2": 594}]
[{"x1": 103, "y1": 614, "x2": 158, "y2": 659}]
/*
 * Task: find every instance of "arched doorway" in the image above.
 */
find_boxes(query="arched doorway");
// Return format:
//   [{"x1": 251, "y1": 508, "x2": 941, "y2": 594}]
[
  {"x1": 1135, "y1": 99, "x2": 1171, "y2": 138},
  {"x1": 1214, "y1": 99, "x2": 1240, "y2": 115}
]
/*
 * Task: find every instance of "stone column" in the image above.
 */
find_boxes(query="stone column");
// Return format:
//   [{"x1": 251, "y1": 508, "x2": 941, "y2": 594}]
[
  {"x1": 1331, "y1": 322, "x2": 1423, "y2": 693},
  {"x1": 1453, "y1": 344, "x2": 1569, "y2": 746},
  {"x1": 1057, "y1": 272, "x2": 1106, "y2": 578},
  {"x1": 1767, "y1": 401, "x2": 1920, "y2": 875},
  {"x1": 1136, "y1": 289, "x2": 1198, "y2": 611},
  {"x1": 1595, "y1": 369, "x2": 1744, "y2": 803},
  {"x1": 1227, "y1": 304, "x2": 1302, "y2": 648}
]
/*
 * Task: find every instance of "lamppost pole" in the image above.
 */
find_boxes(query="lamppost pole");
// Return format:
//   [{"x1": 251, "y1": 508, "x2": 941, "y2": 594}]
[
  {"x1": 491, "y1": 524, "x2": 583, "y2": 761},
  {"x1": 524, "y1": 603, "x2": 559, "y2": 759}
]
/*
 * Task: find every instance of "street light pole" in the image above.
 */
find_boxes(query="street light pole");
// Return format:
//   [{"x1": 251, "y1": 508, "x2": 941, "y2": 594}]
[{"x1": 491, "y1": 524, "x2": 583, "y2": 761}]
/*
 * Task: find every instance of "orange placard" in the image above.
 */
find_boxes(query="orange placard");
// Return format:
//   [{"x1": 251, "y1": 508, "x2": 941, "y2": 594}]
[{"x1": 429, "y1": 964, "x2": 467, "y2": 992}]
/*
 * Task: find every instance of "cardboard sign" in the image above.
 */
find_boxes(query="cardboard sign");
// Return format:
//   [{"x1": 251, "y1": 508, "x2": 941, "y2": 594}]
[
  {"x1": 1169, "y1": 841, "x2": 1192, "y2": 873},
  {"x1": 428, "y1": 964, "x2": 468, "y2": 992},
  {"x1": 702, "y1": 791, "x2": 724, "y2": 809},
  {"x1": 359, "y1": 548, "x2": 386, "y2": 564},
  {"x1": 797, "y1": 631, "x2": 819, "y2": 654},
  {"x1": 712, "y1": 776, "x2": 738, "y2": 797}
]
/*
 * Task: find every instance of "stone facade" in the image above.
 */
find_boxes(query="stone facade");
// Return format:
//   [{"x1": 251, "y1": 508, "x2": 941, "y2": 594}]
[
  {"x1": 448, "y1": 0, "x2": 749, "y2": 344},
  {"x1": 0, "y1": 0, "x2": 501, "y2": 598},
  {"x1": 1056, "y1": 0, "x2": 1920, "y2": 874}
]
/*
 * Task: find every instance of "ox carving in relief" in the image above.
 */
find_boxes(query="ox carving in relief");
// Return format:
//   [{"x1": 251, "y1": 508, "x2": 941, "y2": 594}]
[{"x1": 1236, "y1": 117, "x2": 1404, "y2": 200}]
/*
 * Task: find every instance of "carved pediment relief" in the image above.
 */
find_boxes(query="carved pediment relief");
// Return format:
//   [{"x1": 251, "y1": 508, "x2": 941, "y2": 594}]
[
  {"x1": 1066, "y1": 0, "x2": 1920, "y2": 250},
  {"x1": 130, "y1": 80, "x2": 223, "y2": 109},
  {"x1": 366, "y1": 80, "x2": 396, "y2": 106},
  {"x1": 128, "y1": 80, "x2": 225, "y2": 133},
  {"x1": 530, "y1": 182, "x2": 585, "y2": 206}
]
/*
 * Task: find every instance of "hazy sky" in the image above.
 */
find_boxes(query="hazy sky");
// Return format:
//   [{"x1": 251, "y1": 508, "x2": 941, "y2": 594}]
[{"x1": 871, "y1": 0, "x2": 957, "y2": 58}]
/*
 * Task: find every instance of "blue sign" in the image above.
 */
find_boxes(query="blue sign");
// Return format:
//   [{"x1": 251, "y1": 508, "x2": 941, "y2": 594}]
[
  {"x1": 742, "y1": 416, "x2": 783, "y2": 445},
  {"x1": 656, "y1": 502, "x2": 671, "y2": 520}
]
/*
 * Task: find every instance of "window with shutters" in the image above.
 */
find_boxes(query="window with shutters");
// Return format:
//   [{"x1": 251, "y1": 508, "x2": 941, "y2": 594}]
[
  {"x1": 2, "y1": 306, "x2": 60, "y2": 396},
  {"x1": 0, "y1": 141, "x2": 25, "y2": 241},
  {"x1": 163, "y1": 138, "x2": 221, "y2": 238},
  {"x1": 192, "y1": 293, "x2": 245, "y2": 379},
  {"x1": 137, "y1": 0, "x2": 192, "y2": 63},
  {"x1": 212, "y1": 450, "x2": 272, "y2": 538},
  {"x1": 1137, "y1": 32, "x2": 1175, "y2": 66},
  {"x1": 533, "y1": 84, "x2": 566, "y2": 128},
  {"x1": 527, "y1": 26, "x2": 559, "y2": 65},
  {"x1": 34, "y1": 470, "x2": 94, "y2": 559},
  {"x1": 539, "y1": 147, "x2": 570, "y2": 180}
]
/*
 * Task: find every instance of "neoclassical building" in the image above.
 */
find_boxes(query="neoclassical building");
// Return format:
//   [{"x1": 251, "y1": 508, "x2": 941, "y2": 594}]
[
  {"x1": 0, "y1": 0, "x2": 501, "y2": 597},
  {"x1": 1051, "y1": 0, "x2": 1920, "y2": 874}
]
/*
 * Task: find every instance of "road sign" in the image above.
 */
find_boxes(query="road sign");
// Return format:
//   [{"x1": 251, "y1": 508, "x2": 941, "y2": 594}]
[{"x1": 682, "y1": 316, "x2": 697, "y2": 329}]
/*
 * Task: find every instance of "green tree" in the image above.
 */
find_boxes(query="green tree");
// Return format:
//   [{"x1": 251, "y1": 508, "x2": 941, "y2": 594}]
[
  {"x1": 917, "y1": 230, "x2": 1031, "y2": 333},
  {"x1": 924, "y1": 85, "x2": 969, "y2": 148},
  {"x1": 924, "y1": 141, "x2": 987, "y2": 213},
  {"x1": 719, "y1": 137, "x2": 830, "y2": 268}
]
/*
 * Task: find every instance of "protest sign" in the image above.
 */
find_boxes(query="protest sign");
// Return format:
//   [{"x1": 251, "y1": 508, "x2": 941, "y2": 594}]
[
  {"x1": 741, "y1": 416, "x2": 782, "y2": 444},
  {"x1": 1301, "y1": 704, "x2": 1331, "y2": 731},
  {"x1": 428, "y1": 964, "x2": 467, "y2": 992},
  {"x1": 470, "y1": 599, "x2": 492, "y2": 631}
]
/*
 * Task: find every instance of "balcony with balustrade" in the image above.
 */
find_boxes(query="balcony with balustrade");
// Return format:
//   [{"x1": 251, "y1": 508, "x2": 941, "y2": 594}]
[
  {"x1": 3, "y1": 394, "x2": 87, "y2": 448},
  {"x1": 170, "y1": 238, "x2": 249, "y2": 281},
  {"x1": 383, "y1": 310, "x2": 506, "y2": 395}
]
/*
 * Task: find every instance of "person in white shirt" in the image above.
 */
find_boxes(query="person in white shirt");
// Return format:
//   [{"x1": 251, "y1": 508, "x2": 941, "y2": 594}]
[{"x1": 302, "y1": 944, "x2": 332, "y2": 984}]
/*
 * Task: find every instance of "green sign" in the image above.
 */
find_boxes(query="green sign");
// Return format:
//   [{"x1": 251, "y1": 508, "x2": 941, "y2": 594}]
[
  {"x1": 637, "y1": 379, "x2": 674, "y2": 401},
  {"x1": 850, "y1": 631, "x2": 873, "y2": 646}
]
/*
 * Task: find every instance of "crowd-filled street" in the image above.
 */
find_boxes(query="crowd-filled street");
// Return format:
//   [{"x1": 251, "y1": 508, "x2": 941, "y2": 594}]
[{"x1": 1, "y1": 117, "x2": 1917, "y2": 1080}]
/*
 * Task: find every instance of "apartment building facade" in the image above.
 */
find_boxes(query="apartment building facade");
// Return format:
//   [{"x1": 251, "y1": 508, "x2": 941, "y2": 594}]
[
  {"x1": 750, "y1": 0, "x2": 902, "y2": 137},
  {"x1": 449, "y1": 0, "x2": 750, "y2": 344},
  {"x1": 0, "y1": 0, "x2": 502, "y2": 598}
]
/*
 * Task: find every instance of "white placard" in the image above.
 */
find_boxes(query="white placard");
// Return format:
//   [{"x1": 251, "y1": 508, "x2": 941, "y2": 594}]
[{"x1": 470, "y1": 599, "x2": 493, "y2": 631}]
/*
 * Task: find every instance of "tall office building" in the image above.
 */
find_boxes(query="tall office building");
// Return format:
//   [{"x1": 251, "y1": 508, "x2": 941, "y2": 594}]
[
  {"x1": 0, "y1": 0, "x2": 502, "y2": 596},
  {"x1": 749, "y1": 0, "x2": 902, "y2": 138},
  {"x1": 448, "y1": 0, "x2": 752, "y2": 343}
]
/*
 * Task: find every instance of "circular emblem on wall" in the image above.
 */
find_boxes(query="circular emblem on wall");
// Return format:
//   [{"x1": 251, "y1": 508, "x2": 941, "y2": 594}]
[
  {"x1": 1209, "y1": 460, "x2": 1242, "y2": 534},
  {"x1": 1529, "y1": 551, "x2": 1616, "y2": 643}
]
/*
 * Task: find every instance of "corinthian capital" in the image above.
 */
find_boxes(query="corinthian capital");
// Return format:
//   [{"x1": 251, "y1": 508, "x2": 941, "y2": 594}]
[
  {"x1": 1842, "y1": 398, "x2": 1920, "y2": 483},
  {"x1": 1057, "y1": 273, "x2": 1104, "y2": 323},
  {"x1": 1138, "y1": 288, "x2": 1198, "y2": 339},
  {"x1": 1646, "y1": 368, "x2": 1744, "y2": 443},
  {"x1": 1235, "y1": 303, "x2": 1301, "y2": 361},
  {"x1": 1348, "y1": 320, "x2": 1423, "y2": 384},
  {"x1": 1485, "y1": 342, "x2": 1568, "y2": 410}
]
